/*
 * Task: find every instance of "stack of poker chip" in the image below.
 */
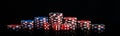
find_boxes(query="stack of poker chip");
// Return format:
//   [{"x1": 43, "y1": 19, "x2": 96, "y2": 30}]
[
  {"x1": 78, "y1": 20, "x2": 91, "y2": 31},
  {"x1": 61, "y1": 24, "x2": 70, "y2": 30},
  {"x1": 21, "y1": 20, "x2": 34, "y2": 30},
  {"x1": 7, "y1": 24, "x2": 21, "y2": 31},
  {"x1": 92, "y1": 24, "x2": 105, "y2": 32},
  {"x1": 49, "y1": 12, "x2": 63, "y2": 31},
  {"x1": 52, "y1": 23, "x2": 61, "y2": 31},
  {"x1": 34, "y1": 17, "x2": 49, "y2": 30},
  {"x1": 63, "y1": 17, "x2": 77, "y2": 30},
  {"x1": 43, "y1": 22, "x2": 50, "y2": 30}
]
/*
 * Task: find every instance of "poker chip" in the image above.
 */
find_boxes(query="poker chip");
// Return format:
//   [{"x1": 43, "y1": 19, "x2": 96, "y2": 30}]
[
  {"x1": 43, "y1": 22, "x2": 50, "y2": 30},
  {"x1": 7, "y1": 24, "x2": 21, "y2": 31},
  {"x1": 63, "y1": 17, "x2": 77, "y2": 30},
  {"x1": 21, "y1": 20, "x2": 34, "y2": 30},
  {"x1": 77, "y1": 20, "x2": 91, "y2": 30},
  {"x1": 49, "y1": 12, "x2": 63, "y2": 31},
  {"x1": 52, "y1": 23, "x2": 61, "y2": 31},
  {"x1": 61, "y1": 24, "x2": 70, "y2": 30},
  {"x1": 92, "y1": 24, "x2": 105, "y2": 32},
  {"x1": 49, "y1": 13, "x2": 63, "y2": 24},
  {"x1": 34, "y1": 17, "x2": 48, "y2": 29}
]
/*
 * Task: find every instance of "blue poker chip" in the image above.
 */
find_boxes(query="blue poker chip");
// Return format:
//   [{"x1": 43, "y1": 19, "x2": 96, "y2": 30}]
[
  {"x1": 21, "y1": 20, "x2": 33, "y2": 22},
  {"x1": 21, "y1": 20, "x2": 26, "y2": 23},
  {"x1": 21, "y1": 20, "x2": 33, "y2": 23},
  {"x1": 92, "y1": 24, "x2": 105, "y2": 32},
  {"x1": 26, "y1": 20, "x2": 33, "y2": 23},
  {"x1": 34, "y1": 17, "x2": 48, "y2": 22}
]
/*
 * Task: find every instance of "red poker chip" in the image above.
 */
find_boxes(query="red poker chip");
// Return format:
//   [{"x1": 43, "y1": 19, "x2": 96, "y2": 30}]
[
  {"x1": 52, "y1": 23, "x2": 61, "y2": 31},
  {"x1": 61, "y1": 24, "x2": 70, "y2": 30},
  {"x1": 43, "y1": 23, "x2": 50, "y2": 30},
  {"x1": 7, "y1": 24, "x2": 21, "y2": 29}
]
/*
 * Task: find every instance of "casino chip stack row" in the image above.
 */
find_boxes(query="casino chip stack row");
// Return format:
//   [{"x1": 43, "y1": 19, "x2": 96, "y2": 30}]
[
  {"x1": 92, "y1": 24, "x2": 105, "y2": 32},
  {"x1": 49, "y1": 12, "x2": 63, "y2": 31},
  {"x1": 6, "y1": 12, "x2": 106, "y2": 33},
  {"x1": 21, "y1": 20, "x2": 34, "y2": 30},
  {"x1": 63, "y1": 17, "x2": 77, "y2": 30},
  {"x1": 77, "y1": 20, "x2": 91, "y2": 31},
  {"x1": 7, "y1": 24, "x2": 21, "y2": 31}
]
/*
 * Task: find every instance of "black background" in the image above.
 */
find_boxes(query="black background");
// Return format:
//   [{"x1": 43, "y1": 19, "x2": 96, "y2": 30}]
[{"x1": 0, "y1": 0, "x2": 117, "y2": 36}]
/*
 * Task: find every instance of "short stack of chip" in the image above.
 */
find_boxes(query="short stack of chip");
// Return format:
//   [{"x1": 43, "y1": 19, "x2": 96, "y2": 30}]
[
  {"x1": 49, "y1": 12, "x2": 63, "y2": 31},
  {"x1": 21, "y1": 20, "x2": 34, "y2": 30},
  {"x1": 78, "y1": 20, "x2": 91, "y2": 31},
  {"x1": 92, "y1": 24, "x2": 105, "y2": 33},
  {"x1": 7, "y1": 24, "x2": 21, "y2": 31},
  {"x1": 63, "y1": 17, "x2": 77, "y2": 30}
]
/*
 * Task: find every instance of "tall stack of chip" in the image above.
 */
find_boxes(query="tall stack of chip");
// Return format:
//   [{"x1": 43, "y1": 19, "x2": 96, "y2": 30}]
[
  {"x1": 7, "y1": 24, "x2": 21, "y2": 31},
  {"x1": 78, "y1": 20, "x2": 91, "y2": 31},
  {"x1": 49, "y1": 12, "x2": 63, "y2": 31},
  {"x1": 34, "y1": 17, "x2": 41, "y2": 29},
  {"x1": 92, "y1": 24, "x2": 105, "y2": 33},
  {"x1": 34, "y1": 17, "x2": 49, "y2": 30},
  {"x1": 21, "y1": 20, "x2": 34, "y2": 30},
  {"x1": 63, "y1": 17, "x2": 77, "y2": 30}
]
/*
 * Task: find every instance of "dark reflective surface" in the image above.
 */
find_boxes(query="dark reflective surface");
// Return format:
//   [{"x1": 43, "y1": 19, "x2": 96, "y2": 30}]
[{"x1": 1, "y1": 29, "x2": 105, "y2": 36}]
